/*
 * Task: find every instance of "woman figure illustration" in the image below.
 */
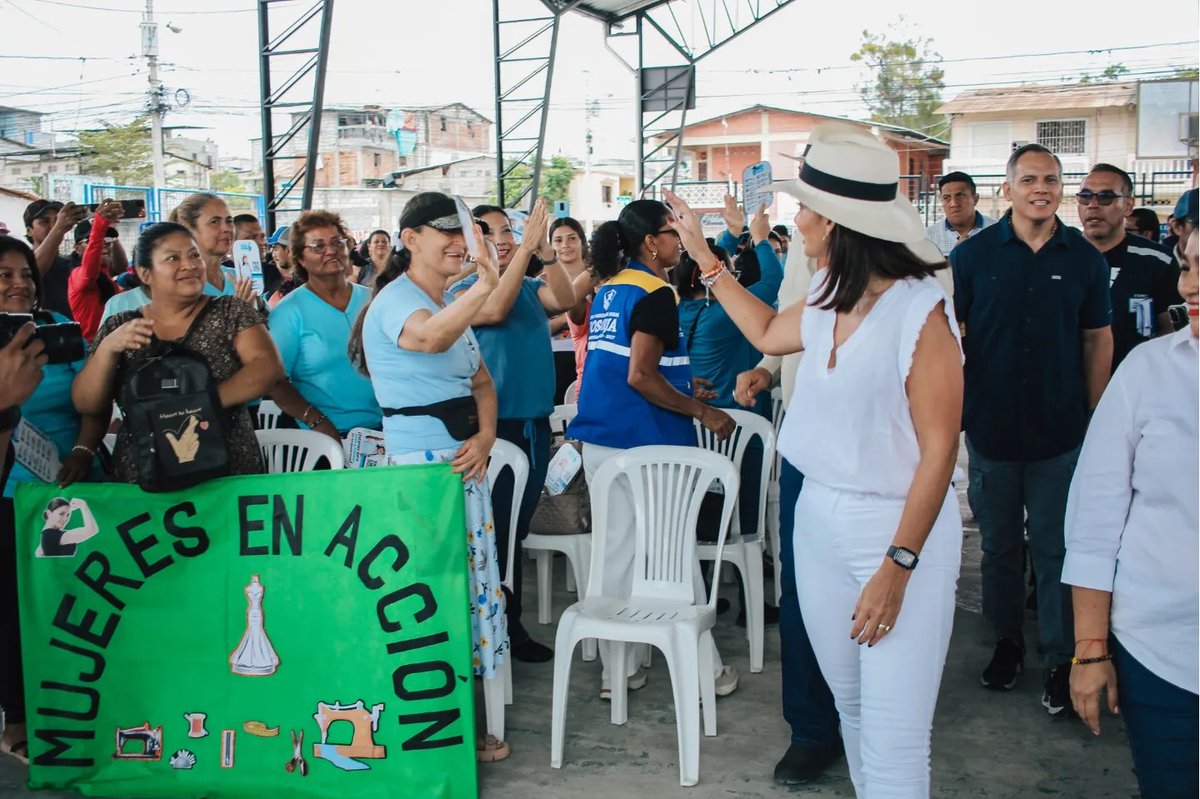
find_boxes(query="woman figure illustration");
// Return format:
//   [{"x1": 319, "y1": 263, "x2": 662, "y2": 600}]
[{"x1": 37, "y1": 497, "x2": 99, "y2": 558}]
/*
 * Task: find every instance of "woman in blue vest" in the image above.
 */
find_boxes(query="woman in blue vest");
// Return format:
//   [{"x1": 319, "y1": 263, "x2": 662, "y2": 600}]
[
  {"x1": 570, "y1": 199, "x2": 740, "y2": 699},
  {"x1": 450, "y1": 199, "x2": 577, "y2": 663}
]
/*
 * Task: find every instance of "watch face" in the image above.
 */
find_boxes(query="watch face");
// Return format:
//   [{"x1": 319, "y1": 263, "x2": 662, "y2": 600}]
[{"x1": 894, "y1": 548, "x2": 916, "y2": 568}]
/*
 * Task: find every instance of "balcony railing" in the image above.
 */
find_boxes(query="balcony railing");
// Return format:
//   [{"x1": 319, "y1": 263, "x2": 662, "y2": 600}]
[
  {"x1": 337, "y1": 125, "x2": 390, "y2": 146},
  {"x1": 653, "y1": 180, "x2": 738, "y2": 208}
]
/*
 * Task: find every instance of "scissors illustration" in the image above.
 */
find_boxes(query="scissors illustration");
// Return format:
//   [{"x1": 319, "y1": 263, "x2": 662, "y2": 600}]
[{"x1": 284, "y1": 729, "x2": 307, "y2": 776}]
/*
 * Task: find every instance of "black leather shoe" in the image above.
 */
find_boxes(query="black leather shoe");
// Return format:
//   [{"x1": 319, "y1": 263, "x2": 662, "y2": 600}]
[
  {"x1": 511, "y1": 638, "x2": 554, "y2": 663},
  {"x1": 736, "y1": 603, "x2": 781, "y2": 628},
  {"x1": 773, "y1": 741, "x2": 842, "y2": 785}
]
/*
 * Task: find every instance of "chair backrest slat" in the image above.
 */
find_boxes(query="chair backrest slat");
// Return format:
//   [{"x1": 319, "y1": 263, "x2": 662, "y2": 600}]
[
  {"x1": 693, "y1": 409, "x2": 778, "y2": 538},
  {"x1": 255, "y1": 429, "x2": 346, "y2": 472},
  {"x1": 590, "y1": 446, "x2": 738, "y2": 608}
]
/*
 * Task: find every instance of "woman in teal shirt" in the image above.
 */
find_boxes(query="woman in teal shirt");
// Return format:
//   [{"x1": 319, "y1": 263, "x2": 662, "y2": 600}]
[{"x1": 268, "y1": 210, "x2": 381, "y2": 437}]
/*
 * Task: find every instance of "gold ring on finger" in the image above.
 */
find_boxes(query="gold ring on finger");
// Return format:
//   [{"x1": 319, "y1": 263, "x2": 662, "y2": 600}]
[{"x1": 876, "y1": 623, "x2": 891, "y2": 632}]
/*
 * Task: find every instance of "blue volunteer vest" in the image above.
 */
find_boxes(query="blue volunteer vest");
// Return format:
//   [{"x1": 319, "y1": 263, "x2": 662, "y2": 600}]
[{"x1": 569, "y1": 262, "x2": 695, "y2": 448}]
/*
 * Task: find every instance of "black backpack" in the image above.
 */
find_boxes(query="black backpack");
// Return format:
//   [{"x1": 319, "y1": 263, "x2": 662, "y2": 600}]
[{"x1": 119, "y1": 308, "x2": 230, "y2": 492}]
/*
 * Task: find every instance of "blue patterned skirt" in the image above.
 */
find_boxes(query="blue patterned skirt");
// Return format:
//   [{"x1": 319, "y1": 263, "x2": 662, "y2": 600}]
[{"x1": 387, "y1": 448, "x2": 508, "y2": 678}]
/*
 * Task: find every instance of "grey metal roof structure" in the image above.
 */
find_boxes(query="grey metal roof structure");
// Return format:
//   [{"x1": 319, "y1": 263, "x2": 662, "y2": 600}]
[
  {"x1": 255, "y1": 0, "x2": 794, "y2": 226},
  {"x1": 493, "y1": 0, "x2": 796, "y2": 208}
]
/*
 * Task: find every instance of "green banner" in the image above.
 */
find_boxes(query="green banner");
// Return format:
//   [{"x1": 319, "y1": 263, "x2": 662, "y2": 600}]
[{"x1": 15, "y1": 465, "x2": 478, "y2": 799}]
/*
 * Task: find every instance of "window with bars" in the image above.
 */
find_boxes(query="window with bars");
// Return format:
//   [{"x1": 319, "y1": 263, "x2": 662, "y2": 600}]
[{"x1": 1036, "y1": 120, "x2": 1087, "y2": 155}]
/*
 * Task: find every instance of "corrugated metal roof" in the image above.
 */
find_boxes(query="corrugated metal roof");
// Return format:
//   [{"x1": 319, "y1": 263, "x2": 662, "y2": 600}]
[
  {"x1": 937, "y1": 82, "x2": 1137, "y2": 115},
  {"x1": 572, "y1": 1, "x2": 673, "y2": 22}
]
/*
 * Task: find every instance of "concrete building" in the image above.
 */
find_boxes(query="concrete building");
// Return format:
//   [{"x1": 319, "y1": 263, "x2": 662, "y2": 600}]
[
  {"x1": 252, "y1": 102, "x2": 493, "y2": 190},
  {"x1": 652, "y1": 105, "x2": 947, "y2": 226},
  {"x1": 937, "y1": 80, "x2": 1198, "y2": 224},
  {"x1": 565, "y1": 159, "x2": 636, "y2": 230}
]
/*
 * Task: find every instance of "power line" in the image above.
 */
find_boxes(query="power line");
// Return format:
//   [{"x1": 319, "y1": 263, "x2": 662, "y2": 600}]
[{"x1": 17, "y1": 0, "x2": 303, "y2": 14}]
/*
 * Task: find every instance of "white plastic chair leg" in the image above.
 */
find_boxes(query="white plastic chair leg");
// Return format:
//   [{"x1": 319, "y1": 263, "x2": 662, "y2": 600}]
[
  {"x1": 610, "y1": 640, "x2": 629, "y2": 725},
  {"x1": 565, "y1": 563, "x2": 577, "y2": 593},
  {"x1": 503, "y1": 652, "x2": 513, "y2": 704},
  {"x1": 641, "y1": 647, "x2": 652, "y2": 668},
  {"x1": 483, "y1": 666, "x2": 506, "y2": 740},
  {"x1": 746, "y1": 549, "x2": 765, "y2": 673},
  {"x1": 698, "y1": 629, "x2": 717, "y2": 736},
  {"x1": 549, "y1": 626, "x2": 577, "y2": 769},
  {"x1": 568, "y1": 548, "x2": 598, "y2": 661},
  {"x1": 663, "y1": 639, "x2": 701, "y2": 787},
  {"x1": 535, "y1": 550, "x2": 554, "y2": 624}
]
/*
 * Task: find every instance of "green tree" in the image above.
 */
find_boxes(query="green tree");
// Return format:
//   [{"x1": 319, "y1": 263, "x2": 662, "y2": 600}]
[
  {"x1": 491, "y1": 156, "x2": 576, "y2": 208},
  {"x1": 1078, "y1": 63, "x2": 1130, "y2": 84},
  {"x1": 210, "y1": 171, "x2": 245, "y2": 193},
  {"x1": 78, "y1": 117, "x2": 153, "y2": 185},
  {"x1": 1171, "y1": 65, "x2": 1199, "y2": 80},
  {"x1": 850, "y1": 18, "x2": 947, "y2": 138}
]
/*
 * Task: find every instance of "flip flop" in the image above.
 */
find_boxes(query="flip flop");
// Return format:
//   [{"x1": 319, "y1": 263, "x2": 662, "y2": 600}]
[
  {"x1": 475, "y1": 734, "x2": 510, "y2": 763},
  {"x1": 1, "y1": 739, "x2": 29, "y2": 765}
]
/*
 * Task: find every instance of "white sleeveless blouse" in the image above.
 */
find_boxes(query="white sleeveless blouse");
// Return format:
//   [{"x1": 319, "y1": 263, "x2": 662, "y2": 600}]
[{"x1": 778, "y1": 270, "x2": 963, "y2": 499}]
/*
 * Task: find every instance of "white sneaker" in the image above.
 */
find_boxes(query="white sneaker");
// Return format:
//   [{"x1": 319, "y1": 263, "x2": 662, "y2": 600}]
[
  {"x1": 600, "y1": 667, "x2": 648, "y2": 700},
  {"x1": 714, "y1": 665, "x2": 739, "y2": 697}
]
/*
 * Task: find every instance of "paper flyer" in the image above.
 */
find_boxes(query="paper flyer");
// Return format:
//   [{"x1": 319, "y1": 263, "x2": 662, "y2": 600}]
[
  {"x1": 742, "y1": 161, "x2": 774, "y2": 217},
  {"x1": 232, "y1": 240, "x2": 265, "y2": 295},
  {"x1": 343, "y1": 428, "x2": 386, "y2": 469},
  {"x1": 13, "y1": 418, "x2": 61, "y2": 484},
  {"x1": 544, "y1": 443, "x2": 582, "y2": 496}
]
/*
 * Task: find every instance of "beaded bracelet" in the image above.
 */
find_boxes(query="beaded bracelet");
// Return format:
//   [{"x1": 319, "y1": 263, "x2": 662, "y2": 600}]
[
  {"x1": 71, "y1": 445, "x2": 95, "y2": 458},
  {"x1": 1070, "y1": 653, "x2": 1113, "y2": 666},
  {"x1": 699, "y1": 266, "x2": 729, "y2": 289}
]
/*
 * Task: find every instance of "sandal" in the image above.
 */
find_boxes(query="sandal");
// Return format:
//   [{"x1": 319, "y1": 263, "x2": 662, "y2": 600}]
[
  {"x1": 0, "y1": 739, "x2": 29, "y2": 765},
  {"x1": 475, "y1": 734, "x2": 510, "y2": 763}
]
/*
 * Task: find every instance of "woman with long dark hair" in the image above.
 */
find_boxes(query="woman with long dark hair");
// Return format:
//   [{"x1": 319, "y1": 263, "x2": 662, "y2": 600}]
[
  {"x1": 663, "y1": 123, "x2": 964, "y2": 796},
  {"x1": 348, "y1": 192, "x2": 512, "y2": 762},
  {"x1": 548, "y1": 216, "x2": 595, "y2": 386},
  {"x1": 569, "y1": 198, "x2": 739, "y2": 699}
]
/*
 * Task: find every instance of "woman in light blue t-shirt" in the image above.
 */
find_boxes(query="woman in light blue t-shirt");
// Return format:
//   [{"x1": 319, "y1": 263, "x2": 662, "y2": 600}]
[
  {"x1": 267, "y1": 210, "x2": 380, "y2": 437},
  {"x1": 348, "y1": 192, "x2": 512, "y2": 762}
]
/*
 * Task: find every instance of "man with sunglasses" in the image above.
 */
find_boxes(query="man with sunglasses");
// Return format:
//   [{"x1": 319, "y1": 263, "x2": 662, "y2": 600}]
[{"x1": 1078, "y1": 164, "x2": 1180, "y2": 372}]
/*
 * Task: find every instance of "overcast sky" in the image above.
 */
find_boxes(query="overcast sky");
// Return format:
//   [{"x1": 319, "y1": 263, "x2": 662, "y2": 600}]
[{"x1": 1, "y1": 0, "x2": 1197, "y2": 164}]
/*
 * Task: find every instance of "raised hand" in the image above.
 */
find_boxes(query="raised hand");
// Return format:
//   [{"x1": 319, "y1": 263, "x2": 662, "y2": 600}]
[
  {"x1": 749, "y1": 204, "x2": 771, "y2": 244},
  {"x1": 520, "y1": 198, "x2": 550, "y2": 255},
  {"x1": 96, "y1": 198, "x2": 123, "y2": 225},
  {"x1": 721, "y1": 194, "x2": 745, "y2": 237},
  {"x1": 101, "y1": 318, "x2": 154, "y2": 355},
  {"x1": 0, "y1": 323, "x2": 46, "y2": 409},
  {"x1": 662, "y1": 189, "x2": 716, "y2": 272},
  {"x1": 472, "y1": 223, "x2": 500, "y2": 290}
]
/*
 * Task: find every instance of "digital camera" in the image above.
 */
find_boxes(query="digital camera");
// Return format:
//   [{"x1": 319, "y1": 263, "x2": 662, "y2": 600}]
[{"x1": 0, "y1": 313, "x2": 86, "y2": 365}]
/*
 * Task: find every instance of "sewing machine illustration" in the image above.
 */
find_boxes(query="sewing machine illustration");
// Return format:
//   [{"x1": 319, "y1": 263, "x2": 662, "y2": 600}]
[
  {"x1": 312, "y1": 700, "x2": 386, "y2": 771},
  {"x1": 113, "y1": 722, "x2": 164, "y2": 761}
]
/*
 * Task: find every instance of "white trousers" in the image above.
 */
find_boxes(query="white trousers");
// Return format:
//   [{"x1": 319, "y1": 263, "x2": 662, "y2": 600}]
[
  {"x1": 795, "y1": 480, "x2": 961, "y2": 799},
  {"x1": 582, "y1": 443, "x2": 724, "y2": 682}
]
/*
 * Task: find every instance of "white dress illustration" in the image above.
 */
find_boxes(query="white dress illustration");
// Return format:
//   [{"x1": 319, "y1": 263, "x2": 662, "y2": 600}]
[{"x1": 230, "y1": 575, "x2": 280, "y2": 676}]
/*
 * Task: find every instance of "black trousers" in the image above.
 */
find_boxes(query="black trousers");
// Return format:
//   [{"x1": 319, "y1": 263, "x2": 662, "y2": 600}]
[{"x1": 0, "y1": 496, "x2": 25, "y2": 726}]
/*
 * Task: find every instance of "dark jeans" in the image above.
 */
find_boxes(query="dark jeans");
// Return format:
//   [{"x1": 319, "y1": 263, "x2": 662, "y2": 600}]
[
  {"x1": 967, "y1": 436, "x2": 1078, "y2": 669},
  {"x1": 1115, "y1": 637, "x2": 1199, "y2": 799},
  {"x1": 492, "y1": 417, "x2": 551, "y2": 644},
  {"x1": 0, "y1": 496, "x2": 24, "y2": 725},
  {"x1": 778, "y1": 459, "x2": 839, "y2": 748}
]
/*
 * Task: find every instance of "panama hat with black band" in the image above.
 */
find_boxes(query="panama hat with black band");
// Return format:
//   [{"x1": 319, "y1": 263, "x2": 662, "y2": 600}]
[{"x1": 773, "y1": 122, "x2": 945, "y2": 265}]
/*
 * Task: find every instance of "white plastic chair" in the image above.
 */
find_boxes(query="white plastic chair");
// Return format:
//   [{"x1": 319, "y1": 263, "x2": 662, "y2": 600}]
[
  {"x1": 482, "y1": 439, "x2": 530, "y2": 739},
  {"x1": 256, "y1": 399, "x2": 283, "y2": 430},
  {"x1": 528, "y1": 403, "x2": 596, "y2": 660},
  {"x1": 550, "y1": 446, "x2": 739, "y2": 788},
  {"x1": 693, "y1": 408, "x2": 777, "y2": 674},
  {"x1": 562, "y1": 379, "x2": 579, "y2": 404},
  {"x1": 766, "y1": 386, "x2": 786, "y2": 605},
  {"x1": 255, "y1": 429, "x2": 345, "y2": 472}
]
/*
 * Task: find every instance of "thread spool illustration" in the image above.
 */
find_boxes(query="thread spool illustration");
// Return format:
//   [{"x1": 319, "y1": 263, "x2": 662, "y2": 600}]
[{"x1": 184, "y1": 712, "x2": 209, "y2": 739}]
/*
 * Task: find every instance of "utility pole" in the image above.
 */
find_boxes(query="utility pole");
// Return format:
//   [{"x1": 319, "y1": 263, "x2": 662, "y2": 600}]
[{"x1": 142, "y1": 0, "x2": 166, "y2": 193}]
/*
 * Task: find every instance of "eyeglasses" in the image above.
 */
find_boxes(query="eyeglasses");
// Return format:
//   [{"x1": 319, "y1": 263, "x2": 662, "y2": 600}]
[
  {"x1": 303, "y1": 238, "x2": 348, "y2": 254},
  {"x1": 1076, "y1": 190, "x2": 1129, "y2": 206}
]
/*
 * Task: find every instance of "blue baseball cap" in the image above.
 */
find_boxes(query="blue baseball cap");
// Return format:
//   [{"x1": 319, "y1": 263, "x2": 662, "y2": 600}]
[
  {"x1": 1173, "y1": 189, "x2": 1197, "y2": 225},
  {"x1": 267, "y1": 225, "x2": 290, "y2": 246}
]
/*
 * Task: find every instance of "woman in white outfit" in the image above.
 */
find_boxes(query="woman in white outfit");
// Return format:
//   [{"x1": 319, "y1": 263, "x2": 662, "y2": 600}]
[{"x1": 662, "y1": 122, "x2": 964, "y2": 798}]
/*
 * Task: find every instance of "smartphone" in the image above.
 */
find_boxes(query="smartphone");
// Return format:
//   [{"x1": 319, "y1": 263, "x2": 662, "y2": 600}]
[{"x1": 87, "y1": 199, "x2": 146, "y2": 219}]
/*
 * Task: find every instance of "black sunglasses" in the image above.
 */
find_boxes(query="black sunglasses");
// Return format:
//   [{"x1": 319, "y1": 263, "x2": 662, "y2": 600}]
[{"x1": 1076, "y1": 190, "x2": 1129, "y2": 206}]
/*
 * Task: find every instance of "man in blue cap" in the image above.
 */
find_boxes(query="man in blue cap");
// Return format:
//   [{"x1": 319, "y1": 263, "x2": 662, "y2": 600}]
[
  {"x1": 1164, "y1": 188, "x2": 1197, "y2": 266},
  {"x1": 264, "y1": 225, "x2": 291, "y2": 295}
]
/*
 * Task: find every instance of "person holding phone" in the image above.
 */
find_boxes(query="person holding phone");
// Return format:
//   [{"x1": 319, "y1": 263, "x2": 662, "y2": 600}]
[
  {"x1": 68, "y1": 199, "x2": 125, "y2": 341},
  {"x1": 348, "y1": 192, "x2": 511, "y2": 762},
  {"x1": 661, "y1": 123, "x2": 964, "y2": 796},
  {"x1": 449, "y1": 199, "x2": 577, "y2": 664}
]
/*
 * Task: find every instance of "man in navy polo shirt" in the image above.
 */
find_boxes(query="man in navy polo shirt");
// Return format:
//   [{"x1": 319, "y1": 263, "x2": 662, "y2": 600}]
[
  {"x1": 951, "y1": 143, "x2": 1113, "y2": 717},
  {"x1": 1077, "y1": 163, "x2": 1180, "y2": 372}
]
